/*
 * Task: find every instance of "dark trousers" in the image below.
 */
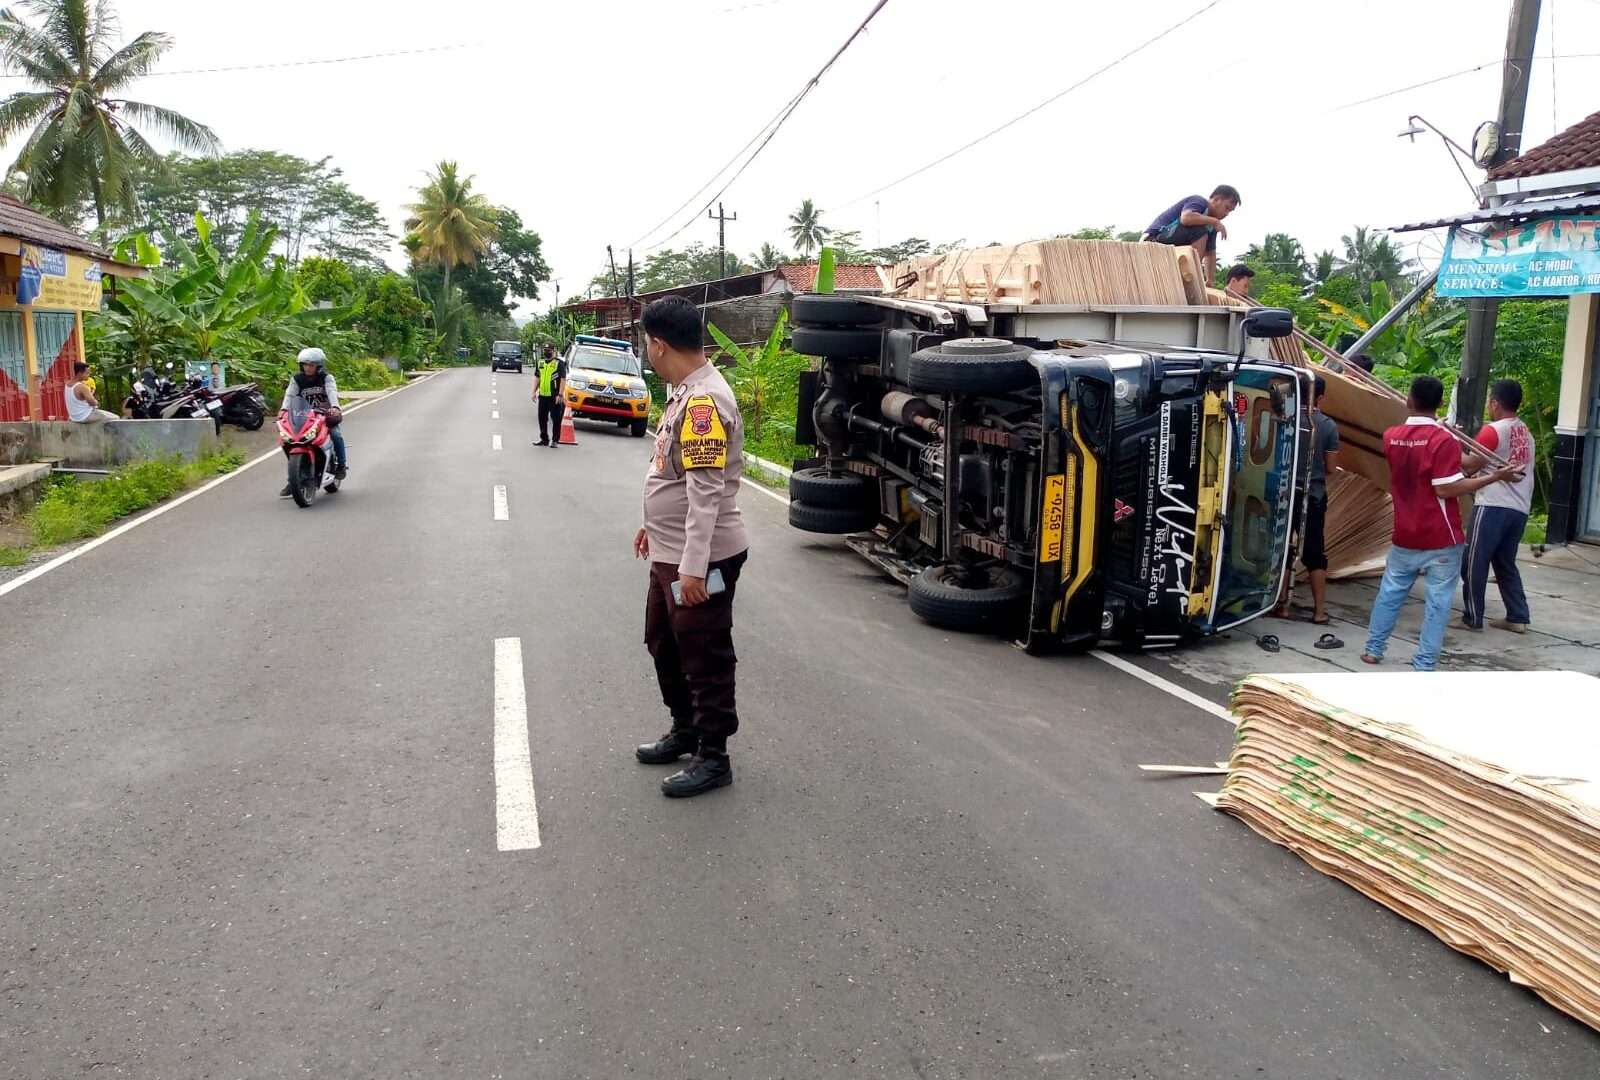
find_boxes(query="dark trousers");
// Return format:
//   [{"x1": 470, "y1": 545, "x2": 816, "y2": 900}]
[
  {"x1": 1461, "y1": 505, "x2": 1531, "y2": 626},
  {"x1": 537, "y1": 395, "x2": 564, "y2": 442},
  {"x1": 644, "y1": 550, "x2": 748, "y2": 752}
]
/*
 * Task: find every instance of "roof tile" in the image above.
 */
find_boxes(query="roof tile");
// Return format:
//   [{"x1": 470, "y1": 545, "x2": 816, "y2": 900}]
[
  {"x1": 1487, "y1": 109, "x2": 1600, "y2": 181},
  {"x1": 776, "y1": 263, "x2": 886, "y2": 291}
]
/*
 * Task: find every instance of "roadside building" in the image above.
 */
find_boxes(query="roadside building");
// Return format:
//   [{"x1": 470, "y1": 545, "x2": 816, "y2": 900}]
[
  {"x1": 1393, "y1": 108, "x2": 1600, "y2": 546},
  {"x1": 0, "y1": 194, "x2": 147, "y2": 422},
  {"x1": 562, "y1": 262, "x2": 888, "y2": 353}
]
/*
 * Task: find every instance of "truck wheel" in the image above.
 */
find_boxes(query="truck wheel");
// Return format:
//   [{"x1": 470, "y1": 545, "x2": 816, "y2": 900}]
[
  {"x1": 905, "y1": 338, "x2": 1035, "y2": 395},
  {"x1": 788, "y1": 467, "x2": 869, "y2": 509},
  {"x1": 631, "y1": 419, "x2": 648, "y2": 437},
  {"x1": 791, "y1": 326, "x2": 882, "y2": 359},
  {"x1": 908, "y1": 564, "x2": 1027, "y2": 631},
  {"x1": 791, "y1": 294, "x2": 885, "y2": 328},
  {"x1": 788, "y1": 499, "x2": 875, "y2": 534}
]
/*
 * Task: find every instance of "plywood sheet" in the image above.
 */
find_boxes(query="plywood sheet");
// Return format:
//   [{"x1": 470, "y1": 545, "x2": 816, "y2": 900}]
[{"x1": 1221, "y1": 671, "x2": 1600, "y2": 1032}]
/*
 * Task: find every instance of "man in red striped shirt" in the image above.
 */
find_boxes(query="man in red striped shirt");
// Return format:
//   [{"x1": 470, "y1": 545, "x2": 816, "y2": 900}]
[{"x1": 1361, "y1": 377, "x2": 1523, "y2": 671}]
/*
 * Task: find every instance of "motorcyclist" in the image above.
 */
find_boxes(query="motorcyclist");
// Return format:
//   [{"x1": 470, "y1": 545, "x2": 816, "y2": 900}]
[{"x1": 278, "y1": 347, "x2": 347, "y2": 497}]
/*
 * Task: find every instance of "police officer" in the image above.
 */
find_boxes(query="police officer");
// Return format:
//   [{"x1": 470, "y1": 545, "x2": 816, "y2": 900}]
[
  {"x1": 632, "y1": 295, "x2": 749, "y2": 798},
  {"x1": 533, "y1": 344, "x2": 566, "y2": 447}
]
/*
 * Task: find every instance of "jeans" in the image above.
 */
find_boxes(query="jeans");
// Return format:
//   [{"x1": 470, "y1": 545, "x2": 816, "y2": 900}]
[
  {"x1": 1461, "y1": 505, "x2": 1530, "y2": 626},
  {"x1": 1363, "y1": 544, "x2": 1465, "y2": 671},
  {"x1": 329, "y1": 427, "x2": 347, "y2": 469}
]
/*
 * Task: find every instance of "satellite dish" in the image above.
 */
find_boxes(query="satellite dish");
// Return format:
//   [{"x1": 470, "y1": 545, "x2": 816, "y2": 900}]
[{"x1": 1472, "y1": 120, "x2": 1502, "y2": 168}]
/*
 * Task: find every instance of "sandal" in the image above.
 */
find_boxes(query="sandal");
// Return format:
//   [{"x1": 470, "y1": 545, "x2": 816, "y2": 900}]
[
  {"x1": 1314, "y1": 633, "x2": 1344, "y2": 650},
  {"x1": 1360, "y1": 653, "x2": 1382, "y2": 665},
  {"x1": 1257, "y1": 634, "x2": 1281, "y2": 653},
  {"x1": 1310, "y1": 615, "x2": 1331, "y2": 626}
]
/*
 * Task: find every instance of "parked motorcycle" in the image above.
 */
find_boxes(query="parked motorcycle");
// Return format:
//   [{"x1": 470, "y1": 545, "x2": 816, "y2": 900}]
[
  {"x1": 277, "y1": 406, "x2": 341, "y2": 507},
  {"x1": 124, "y1": 365, "x2": 214, "y2": 421},
  {"x1": 212, "y1": 382, "x2": 268, "y2": 431}
]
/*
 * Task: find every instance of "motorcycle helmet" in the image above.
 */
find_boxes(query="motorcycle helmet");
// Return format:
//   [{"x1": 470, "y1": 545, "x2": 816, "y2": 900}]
[{"x1": 296, "y1": 347, "x2": 327, "y2": 374}]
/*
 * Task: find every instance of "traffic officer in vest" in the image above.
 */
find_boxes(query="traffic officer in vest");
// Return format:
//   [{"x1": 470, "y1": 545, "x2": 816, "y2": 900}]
[
  {"x1": 533, "y1": 344, "x2": 566, "y2": 447},
  {"x1": 632, "y1": 295, "x2": 749, "y2": 798}
]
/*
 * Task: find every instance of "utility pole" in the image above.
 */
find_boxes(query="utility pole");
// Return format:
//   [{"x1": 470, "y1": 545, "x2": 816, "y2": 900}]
[
  {"x1": 607, "y1": 245, "x2": 622, "y2": 299},
  {"x1": 626, "y1": 249, "x2": 636, "y2": 350},
  {"x1": 708, "y1": 202, "x2": 738, "y2": 278},
  {"x1": 1457, "y1": 0, "x2": 1541, "y2": 431}
]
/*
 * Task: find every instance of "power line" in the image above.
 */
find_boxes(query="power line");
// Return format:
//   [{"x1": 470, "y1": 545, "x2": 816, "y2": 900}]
[
  {"x1": 830, "y1": 0, "x2": 1228, "y2": 212},
  {"x1": 641, "y1": 0, "x2": 891, "y2": 252},
  {"x1": 0, "y1": 41, "x2": 481, "y2": 79},
  {"x1": 1334, "y1": 51, "x2": 1600, "y2": 111}
]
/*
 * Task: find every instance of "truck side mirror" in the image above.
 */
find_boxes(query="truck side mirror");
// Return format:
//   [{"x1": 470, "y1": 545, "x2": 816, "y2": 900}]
[
  {"x1": 1242, "y1": 308, "x2": 1294, "y2": 339},
  {"x1": 1232, "y1": 307, "x2": 1295, "y2": 380}
]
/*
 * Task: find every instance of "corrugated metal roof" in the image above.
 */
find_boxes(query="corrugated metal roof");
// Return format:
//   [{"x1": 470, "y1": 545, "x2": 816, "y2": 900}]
[
  {"x1": 1488, "y1": 109, "x2": 1600, "y2": 181},
  {"x1": 1390, "y1": 193, "x2": 1600, "y2": 233},
  {"x1": 0, "y1": 194, "x2": 112, "y2": 259}
]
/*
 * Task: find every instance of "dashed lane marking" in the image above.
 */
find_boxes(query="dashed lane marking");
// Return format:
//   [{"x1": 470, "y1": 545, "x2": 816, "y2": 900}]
[
  {"x1": 493, "y1": 484, "x2": 509, "y2": 521},
  {"x1": 492, "y1": 434, "x2": 502, "y2": 451},
  {"x1": 493, "y1": 637, "x2": 541, "y2": 851}
]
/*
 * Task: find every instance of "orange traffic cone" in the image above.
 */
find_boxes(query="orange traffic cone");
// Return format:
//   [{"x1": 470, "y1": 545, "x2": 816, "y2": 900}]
[{"x1": 558, "y1": 409, "x2": 578, "y2": 445}]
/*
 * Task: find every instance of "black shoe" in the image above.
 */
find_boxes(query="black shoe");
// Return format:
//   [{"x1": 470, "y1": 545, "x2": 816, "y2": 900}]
[
  {"x1": 334, "y1": 463, "x2": 348, "y2": 479},
  {"x1": 536, "y1": 438, "x2": 549, "y2": 446},
  {"x1": 279, "y1": 484, "x2": 293, "y2": 498},
  {"x1": 636, "y1": 729, "x2": 698, "y2": 764},
  {"x1": 662, "y1": 753, "x2": 733, "y2": 798}
]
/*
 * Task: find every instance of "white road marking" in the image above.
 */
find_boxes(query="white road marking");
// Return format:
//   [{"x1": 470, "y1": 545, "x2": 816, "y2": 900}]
[
  {"x1": 0, "y1": 374, "x2": 439, "y2": 601},
  {"x1": 492, "y1": 434, "x2": 502, "y2": 451},
  {"x1": 492, "y1": 410, "x2": 500, "y2": 420},
  {"x1": 1089, "y1": 650, "x2": 1236, "y2": 725},
  {"x1": 493, "y1": 637, "x2": 541, "y2": 851},
  {"x1": 493, "y1": 484, "x2": 509, "y2": 520},
  {"x1": 740, "y1": 477, "x2": 791, "y2": 506}
]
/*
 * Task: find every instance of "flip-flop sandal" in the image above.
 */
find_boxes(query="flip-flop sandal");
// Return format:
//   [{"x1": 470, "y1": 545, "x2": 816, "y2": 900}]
[
  {"x1": 1257, "y1": 634, "x2": 1281, "y2": 653},
  {"x1": 1310, "y1": 615, "x2": 1332, "y2": 626},
  {"x1": 1314, "y1": 633, "x2": 1344, "y2": 650},
  {"x1": 1360, "y1": 653, "x2": 1382, "y2": 665}
]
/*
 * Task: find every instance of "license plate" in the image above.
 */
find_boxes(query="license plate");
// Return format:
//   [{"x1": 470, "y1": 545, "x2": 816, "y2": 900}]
[
  {"x1": 1040, "y1": 475, "x2": 1065, "y2": 563},
  {"x1": 205, "y1": 399, "x2": 223, "y2": 413}
]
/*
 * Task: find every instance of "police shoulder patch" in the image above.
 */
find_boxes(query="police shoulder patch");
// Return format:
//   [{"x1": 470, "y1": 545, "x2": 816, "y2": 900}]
[{"x1": 679, "y1": 393, "x2": 728, "y2": 470}]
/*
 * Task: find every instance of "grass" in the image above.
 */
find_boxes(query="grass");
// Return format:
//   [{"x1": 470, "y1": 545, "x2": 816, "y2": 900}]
[
  {"x1": 2, "y1": 449, "x2": 246, "y2": 562},
  {"x1": 1526, "y1": 514, "x2": 1548, "y2": 546}
]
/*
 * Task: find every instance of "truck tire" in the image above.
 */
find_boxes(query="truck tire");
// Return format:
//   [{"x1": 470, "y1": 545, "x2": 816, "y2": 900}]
[
  {"x1": 788, "y1": 467, "x2": 870, "y2": 509},
  {"x1": 791, "y1": 326, "x2": 882, "y2": 359},
  {"x1": 791, "y1": 294, "x2": 885, "y2": 328},
  {"x1": 908, "y1": 564, "x2": 1027, "y2": 631},
  {"x1": 788, "y1": 499, "x2": 875, "y2": 534},
  {"x1": 905, "y1": 338, "x2": 1035, "y2": 395}
]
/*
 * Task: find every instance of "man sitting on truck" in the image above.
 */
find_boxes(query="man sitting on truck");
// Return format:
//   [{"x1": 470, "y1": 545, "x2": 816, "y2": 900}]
[{"x1": 1142, "y1": 185, "x2": 1241, "y2": 283}]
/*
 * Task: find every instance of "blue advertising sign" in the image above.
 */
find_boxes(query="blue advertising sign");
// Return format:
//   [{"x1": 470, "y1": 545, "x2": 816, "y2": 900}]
[{"x1": 1438, "y1": 216, "x2": 1600, "y2": 297}]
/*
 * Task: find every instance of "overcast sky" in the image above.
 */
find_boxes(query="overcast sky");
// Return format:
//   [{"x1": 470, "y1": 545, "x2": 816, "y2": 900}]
[{"x1": 11, "y1": 0, "x2": 1599, "y2": 310}]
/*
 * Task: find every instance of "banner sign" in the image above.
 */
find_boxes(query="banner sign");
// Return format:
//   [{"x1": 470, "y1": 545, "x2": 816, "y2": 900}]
[
  {"x1": 17, "y1": 244, "x2": 103, "y2": 309},
  {"x1": 1438, "y1": 216, "x2": 1600, "y2": 297}
]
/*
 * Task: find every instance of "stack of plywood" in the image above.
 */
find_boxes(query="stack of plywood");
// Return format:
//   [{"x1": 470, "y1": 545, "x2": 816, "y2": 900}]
[
  {"x1": 887, "y1": 239, "x2": 1191, "y2": 306},
  {"x1": 1319, "y1": 471, "x2": 1394, "y2": 580},
  {"x1": 1220, "y1": 671, "x2": 1600, "y2": 1033}
]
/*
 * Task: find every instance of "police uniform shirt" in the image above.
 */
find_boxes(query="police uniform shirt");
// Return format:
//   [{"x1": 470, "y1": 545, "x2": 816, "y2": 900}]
[{"x1": 641, "y1": 362, "x2": 748, "y2": 579}]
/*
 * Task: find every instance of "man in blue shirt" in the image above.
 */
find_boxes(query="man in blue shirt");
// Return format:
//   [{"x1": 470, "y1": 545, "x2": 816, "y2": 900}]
[{"x1": 1143, "y1": 184, "x2": 1241, "y2": 283}]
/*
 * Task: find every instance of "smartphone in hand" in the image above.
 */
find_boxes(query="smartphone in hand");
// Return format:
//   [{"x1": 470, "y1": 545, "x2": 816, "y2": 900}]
[{"x1": 672, "y1": 568, "x2": 726, "y2": 605}]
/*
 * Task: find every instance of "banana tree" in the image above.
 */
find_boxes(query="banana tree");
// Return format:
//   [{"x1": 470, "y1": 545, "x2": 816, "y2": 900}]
[
  {"x1": 708, "y1": 309, "x2": 789, "y2": 439},
  {"x1": 117, "y1": 210, "x2": 344, "y2": 380},
  {"x1": 1318, "y1": 281, "x2": 1463, "y2": 389}
]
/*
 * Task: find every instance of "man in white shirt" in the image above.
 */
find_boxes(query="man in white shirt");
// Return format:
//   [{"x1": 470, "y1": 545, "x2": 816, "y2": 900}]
[
  {"x1": 1460, "y1": 379, "x2": 1536, "y2": 633},
  {"x1": 64, "y1": 362, "x2": 117, "y2": 422}
]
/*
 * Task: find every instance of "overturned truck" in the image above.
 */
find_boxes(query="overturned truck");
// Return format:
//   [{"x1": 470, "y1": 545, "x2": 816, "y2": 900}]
[{"x1": 784, "y1": 292, "x2": 1313, "y2": 653}]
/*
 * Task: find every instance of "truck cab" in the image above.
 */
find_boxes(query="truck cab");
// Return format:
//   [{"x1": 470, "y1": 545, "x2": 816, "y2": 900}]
[{"x1": 785, "y1": 293, "x2": 1309, "y2": 652}]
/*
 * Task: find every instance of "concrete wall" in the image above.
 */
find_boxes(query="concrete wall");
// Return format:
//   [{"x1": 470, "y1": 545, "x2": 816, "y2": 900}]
[{"x1": 0, "y1": 419, "x2": 220, "y2": 468}]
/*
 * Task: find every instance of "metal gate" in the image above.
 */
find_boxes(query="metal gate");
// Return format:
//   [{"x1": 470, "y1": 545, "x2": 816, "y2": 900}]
[
  {"x1": 34, "y1": 311, "x2": 79, "y2": 421},
  {"x1": 0, "y1": 310, "x2": 25, "y2": 420}
]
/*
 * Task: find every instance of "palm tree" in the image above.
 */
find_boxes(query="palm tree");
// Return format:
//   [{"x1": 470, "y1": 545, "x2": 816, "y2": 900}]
[
  {"x1": 1337, "y1": 226, "x2": 1413, "y2": 293},
  {"x1": 404, "y1": 161, "x2": 498, "y2": 296},
  {"x1": 0, "y1": 0, "x2": 219, "y2": 227},
  {"x1": 1312, "y1": 250, "x2": 1337, "y2": 284},
  {"x1": 751, "y1": 241, "x2": 789, "y2": 268},
  {"x1": 1244, "y1": 233, "x2": 1309, "y2": 286},
  {"x1": 787, "y1": 198, "x2": 829, "y2": 258}
]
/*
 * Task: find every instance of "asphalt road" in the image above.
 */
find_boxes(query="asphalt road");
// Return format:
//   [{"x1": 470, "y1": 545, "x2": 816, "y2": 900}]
[{"x1": 2, "y1": 368, "x2": 1595, "y2": 1079}]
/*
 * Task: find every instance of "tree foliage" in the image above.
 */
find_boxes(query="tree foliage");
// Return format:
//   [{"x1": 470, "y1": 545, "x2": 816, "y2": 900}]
[
  {"x1": 405, "y1": 160, "x2": 497, "y2": 297},
  {"x1": 0, "y1": 0, "x2": 219, "y2": 226},
  {"x1": 787, "y1": 198, "x2": 828, "y2": 257},
  {"x1": 130, "y1": 150, "x2": 393, "y2": 268}
]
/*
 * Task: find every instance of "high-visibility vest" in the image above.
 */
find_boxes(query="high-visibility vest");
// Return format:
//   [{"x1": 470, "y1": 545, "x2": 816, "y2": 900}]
[{"x1": 538, "y1": 360, "x2": 560, "y2": 396}]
